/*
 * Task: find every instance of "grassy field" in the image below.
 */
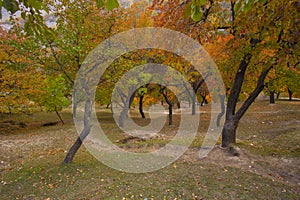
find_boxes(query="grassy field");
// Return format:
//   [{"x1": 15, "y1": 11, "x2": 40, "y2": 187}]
[{"x1": 0, "y1": 100, "x2": 299, "y2": 199}]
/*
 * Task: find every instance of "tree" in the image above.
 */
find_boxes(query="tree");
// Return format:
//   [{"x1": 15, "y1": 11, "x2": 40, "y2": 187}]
[
  {"x1": 159, "y1": 86, "x2": 180, "y2": 126},
  {"x1": 137, "y1": 86, "x2": 148, "y2": 118},
  {"x1": 284, "y1": 69, "x2": 300, "y2": 101},
  {"x1": 215, "y1": 0, "x2": 299, "y2": 147},
  {"x1": 40, "y1": 75, "x2": 70, "y2": 124},
  {"x1": 0, "y1": 27, "x2": 45, "y2": 114},
  {"x1": 153, "y1": 0, "x2": 299, "y2": 147}
]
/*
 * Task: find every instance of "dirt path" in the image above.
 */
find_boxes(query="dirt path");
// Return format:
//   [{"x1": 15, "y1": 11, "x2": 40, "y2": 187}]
[{"x1": 182, "y1": 146, "x2": 300, "y2": 187}]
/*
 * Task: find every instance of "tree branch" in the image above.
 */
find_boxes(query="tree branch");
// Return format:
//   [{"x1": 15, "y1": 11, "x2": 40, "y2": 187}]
[{"x1": 235, "y1": 65, "x2": 273, "y2": 120}]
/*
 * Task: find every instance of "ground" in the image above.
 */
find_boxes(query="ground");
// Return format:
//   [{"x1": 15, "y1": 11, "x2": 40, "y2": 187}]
[{"x1": 0, "y1": 100, "x2": 299, "y2": 199}]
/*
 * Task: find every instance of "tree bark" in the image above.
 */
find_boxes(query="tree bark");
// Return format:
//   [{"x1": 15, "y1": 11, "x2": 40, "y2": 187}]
[
  {"x1": 191, "y1": 77, "x2": 206, "y2": 115},
  {"x1": 288, "y1": 88, "x2": 293, "y2": 101},
  {"x1": 269, "y1": 92, "x2": 275, "y2": 104},
  {"x1": 161, "y1": 88, "x2": 173, "y2": 125},
  {"x1": 55, "y1": 106, "x2": 64, "y2": 124},
  {"x1": 217, "y1": 94, "x2": 226, "y2": 127},
  {"x1": 63, "y1": 98, "x2": 92, "y2": 164},
  {"x1": 117, "y1": 87, "x2": 135, "y2": 128},
  {"x1": 276, "y1": 92, "x2": 280, "y2": 99},
  {"x1": 221, "y1": 64, "x2": 273, "y2": 147},
  {"x1": 139, "y1": 94, "x2": 145, "y2": 118},
  {"x1": 200, "y1": 94, "x2": 208, "y2": 106},
  {"x1": 192, "y1": 93, "x2": 196, "y2": 115},
  {"x1": 168, "y1": 103, "x2": 173, "y2": 126},
  {"x1": 63, "y1": 137, "x2": 82, "y2": 164},
  {"x1": 119, "y1": 107, "x2": 128, "y2": 128},
  {"x1": 221, "y1": 118, "x2": 238, "y2": 147}
]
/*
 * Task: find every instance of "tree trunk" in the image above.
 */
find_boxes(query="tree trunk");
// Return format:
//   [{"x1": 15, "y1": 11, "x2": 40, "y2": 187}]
[
  {"x1": 288, "y1": 88, "x2": 293, "y2": 101},
  {"x1": 192, "y1": 94, "x2": 196, "y2": 115},
  {"x1": 161, "y1": 88, "x2": 173, "y2": 125},
  {"x1": 269, "y1": 92, "x2": 275, "y2": 104},
  {"x1": 217, "y1": 95, "x2": 226, "y2": 127},
  {"x1": 200, "y1": 94, "x2": 207, "y2": 106},
  {"x1": 63, "y1": 137, "x2": 82, "y2": 164},
  {"x1": 191, "y1": 77, "x2": 206, "y2": 115},
  {"x1": 276, "y1": 92, "x2": 280, "y2": 99},
  {"x1": 119, "y1": 107, "x2": 128, "y2": 128},
  {"x1": 221, "y1": 118, "x2": 238, "y2": 147},
  {"x1": 55, "y1": 106, "x2": 64, "y2": 124},
  {"x1": 63, "y1": 99, "x2": 92, "y2": 164},
  {"x1": 106, "y1": 103, "x2": 110, "y2": 109},
  {"x1": 221, "y1": 50, "x2": 273, "y2": 147},
  {"x1": 168, "y1": 103, "x2": 173, "y2": 125},
  {"x1": 139, "y1": 94, "x2": 145, "y2": 118}
]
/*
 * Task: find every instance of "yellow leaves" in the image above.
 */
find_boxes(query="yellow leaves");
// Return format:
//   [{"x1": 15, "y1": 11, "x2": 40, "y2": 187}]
[{"x1": 261, "y1": 49, "x2": 276, "y2": 57}]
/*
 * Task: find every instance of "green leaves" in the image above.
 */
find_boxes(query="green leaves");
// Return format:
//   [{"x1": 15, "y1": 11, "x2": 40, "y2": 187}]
[
  {"x1": 42, "y1": 75, "x2": 70, "y2": 112},
  {"x1": 96, "y1": 0, "x2": 119, "y2": 11},
  {"x1": 27, "y1": 0, "x2": 43, "y2": 11},
  {"x1": 96, "y1": 0, "x2": 104, "y2": 8},
  {"x1": 106, "y1": 0, "x2": 119, "y2": 11},
  {"x1": 184, "y1": 3, "x2": 192, "y2": 19},
  {"x1": 199, "y1": 0, "x2": 207, "y2": 5},
  {"x1": 0, "y1": 0, "x2": 120, "y2": 20},
  {"x1": 2, "y1": 0, "x2": 19, "y2": 14},
  {"x1": 184, "y1": 0, "x2": 207, "y2": 22},
  {"x1": 191, "y1": 5, "x2": 202, "y2": 22}
]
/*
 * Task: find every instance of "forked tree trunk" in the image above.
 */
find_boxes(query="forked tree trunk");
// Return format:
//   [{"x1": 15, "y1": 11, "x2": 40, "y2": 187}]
[
  {"x1": 221, "y1": 50, "x2": 273, "y2": 148},
  {"x1": 161, "y1": 88, "x2": 173, "y2": 125},
  {"x1": 191, "y1": 78, "x2": 206, "y2": 115},
  {"x1": 200, "y1": 94, "x2": 208, "y2": 106},
  {"x1": 117, "y1": 87, "x2": 135, "y2": 128}
]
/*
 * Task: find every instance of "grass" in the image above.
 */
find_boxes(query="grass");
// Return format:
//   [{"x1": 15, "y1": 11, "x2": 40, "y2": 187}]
[
  {"x1": 0, "y1": 100, "x2": 300, "y2": 199},
  {"x1": 1, "y1": 152, "x2": 299, "y2": 199}
]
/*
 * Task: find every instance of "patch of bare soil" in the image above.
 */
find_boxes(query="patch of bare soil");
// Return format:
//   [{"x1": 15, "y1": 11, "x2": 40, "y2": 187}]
[{"x1": 181, "y1": 146, "x2": 300, "y2": 187}]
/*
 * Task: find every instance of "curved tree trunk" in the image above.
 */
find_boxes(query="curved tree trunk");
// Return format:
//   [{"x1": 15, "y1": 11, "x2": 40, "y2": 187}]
[
  {"x1": 55, "y1": 106, "x2": 64, "y2": 124},
  {"x1": 139, "y1": 94, "x2": 145, "y2": 118},
  {"x1": 63, "y1": 99, "x2": 92, "y2": 164},
  {"x1": 276, "y1": 92, "x2": 280, "y2": 99}
]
